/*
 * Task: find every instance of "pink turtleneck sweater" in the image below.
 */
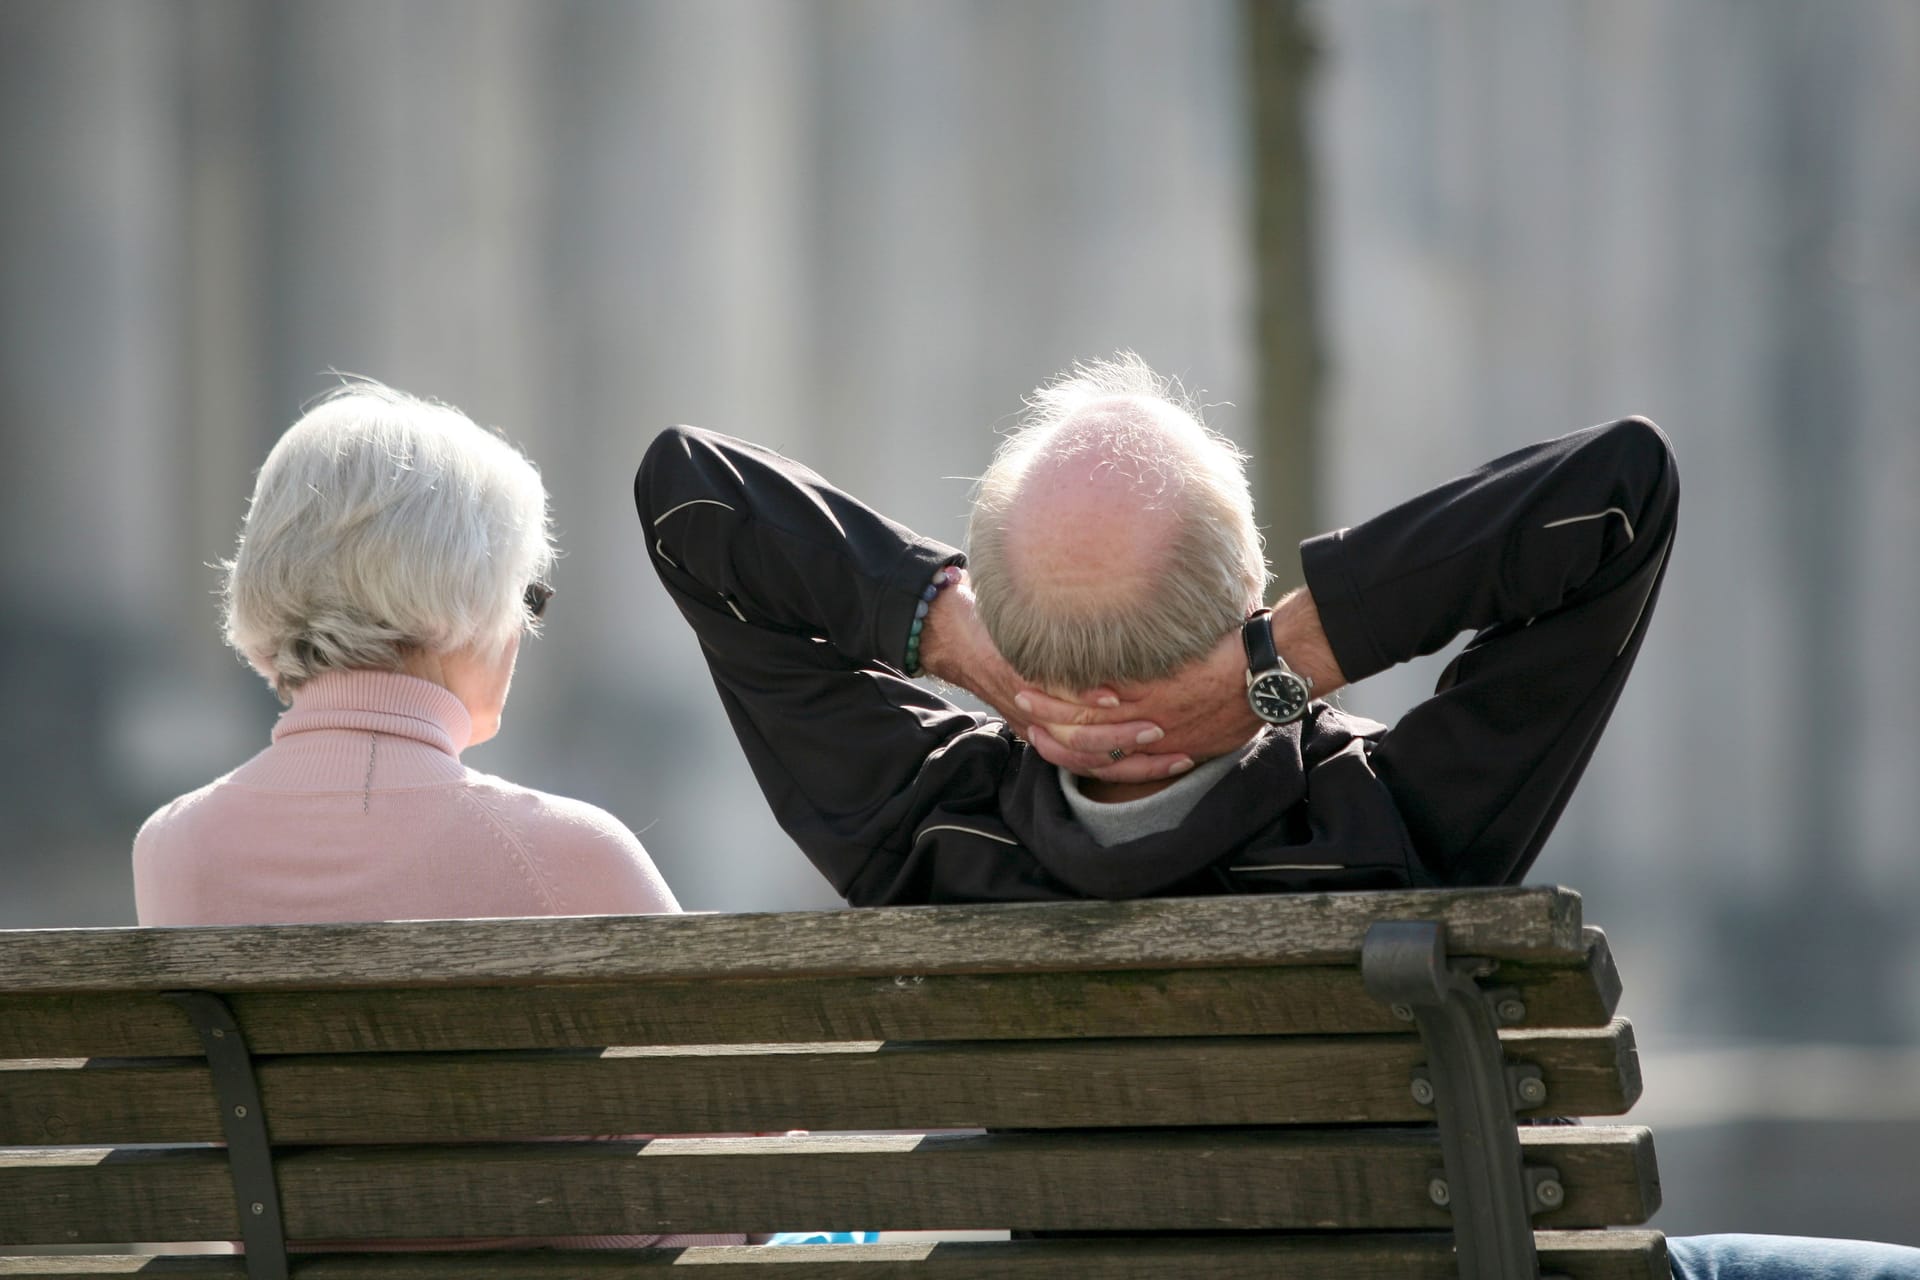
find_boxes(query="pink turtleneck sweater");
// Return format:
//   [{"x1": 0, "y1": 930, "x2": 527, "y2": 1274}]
[
  {"x1": 133, "y1": 669, "x2": 742, "y2": 1250},
  {"x1": 134, "y1": 669, "x2": 679, "y2": 925}
]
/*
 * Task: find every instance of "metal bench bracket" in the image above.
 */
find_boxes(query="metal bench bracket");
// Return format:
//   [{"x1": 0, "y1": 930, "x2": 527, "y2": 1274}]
[
  {"x1": 1363, "y1": 920, "x2": 1541, "y2": 1280},
  {"x1": 165, "y1": 991, "x2": 289, "y2": 1280}
]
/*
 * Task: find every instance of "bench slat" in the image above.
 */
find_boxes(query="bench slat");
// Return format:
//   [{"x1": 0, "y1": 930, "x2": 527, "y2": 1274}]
[
  {"x1": 0, "y1": 1023, "x2": 1641, "y2": 1145},
  {"x1": 0, "y1": 1231, "x2": 1671, "y2": 1279},
  {"x1": 0, "y1": 1128, "x2": 1658, "y2": 1244},
  {"x1": 0, "y1": 890, "x2": 1585, "y2": 995},
  {"x1": 0, "y1": 937, "x2": 1620, "y2": 1058}
]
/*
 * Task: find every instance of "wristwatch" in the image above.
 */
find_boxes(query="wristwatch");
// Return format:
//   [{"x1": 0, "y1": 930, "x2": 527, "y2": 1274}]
[{"x1": 1242, "y1": 608, "x2": 1313, "y2": 725}]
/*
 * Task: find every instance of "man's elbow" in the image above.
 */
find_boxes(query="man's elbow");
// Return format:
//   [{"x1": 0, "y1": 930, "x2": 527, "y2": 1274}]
[
  {"x1": 1600, "y1": 415, "x2": 1679, "y2": 521},
  {"x1": 634, "y1": 424, "x2": 720, "y2": 526},
  {"x1": 1607, "y1": 415, "x2": 1677, "y2": 479},
  {"x1": 636, "y1": 423, "x2": 694, "y2": 489}
]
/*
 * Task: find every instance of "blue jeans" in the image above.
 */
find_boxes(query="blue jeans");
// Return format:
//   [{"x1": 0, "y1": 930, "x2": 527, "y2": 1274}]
[{"x1": 1670, "y1": 1235, "x2": 1920, "y2": 1279}]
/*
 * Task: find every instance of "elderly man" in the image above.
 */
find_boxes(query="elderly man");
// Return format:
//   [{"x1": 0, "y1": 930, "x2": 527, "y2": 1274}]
[
  {"x1": 635, "y1": 358, "x2": 1920, "y2": 1276},
  {"x1": 635, "y1": 354, "x2": 1674, "y2": 904}
]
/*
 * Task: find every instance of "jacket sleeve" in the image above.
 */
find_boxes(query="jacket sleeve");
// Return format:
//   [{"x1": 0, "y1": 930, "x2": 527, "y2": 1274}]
[
  {"x1": 1299, "y1": 417, "x2": 1679, "y2": 884},
  {"x1": 634, "y1": 425, "x2": 1003, "y2": 901}
]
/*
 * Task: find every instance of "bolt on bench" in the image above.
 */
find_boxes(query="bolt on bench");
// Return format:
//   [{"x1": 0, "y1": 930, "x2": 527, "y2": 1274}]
[{"x1": 0, "y1": 886, "x2": 1664, "y2": 1278}]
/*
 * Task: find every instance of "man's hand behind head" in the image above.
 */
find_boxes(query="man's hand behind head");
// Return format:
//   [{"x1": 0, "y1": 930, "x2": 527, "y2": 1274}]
[
  {"x1": 1018, "y1": 628, "x2": 1251, "y2": 782},
  {"x1": 919, "y1": 570, "x2": 1193, "y2": 782},
  {"x1": 1020, "y1": 586, "x2": 1348, "y2": 783}
]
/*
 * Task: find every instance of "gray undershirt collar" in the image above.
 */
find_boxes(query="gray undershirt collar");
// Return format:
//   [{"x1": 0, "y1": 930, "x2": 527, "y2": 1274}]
[{"x1": 1057, "y1": 742, "x2": 1256, "y2": 847}]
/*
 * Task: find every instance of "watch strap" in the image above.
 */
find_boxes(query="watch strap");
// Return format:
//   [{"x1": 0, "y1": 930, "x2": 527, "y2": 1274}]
[{"x1": 1242, "y1": 608, "x2": 1279, "y2": 673}]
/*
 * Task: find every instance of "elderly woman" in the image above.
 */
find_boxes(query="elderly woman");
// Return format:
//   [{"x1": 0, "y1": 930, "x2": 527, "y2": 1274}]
[
  {"x1": 133, "y1": 381, "x2": 675, "y2": 925},
  {"x1": 133, "y1": 381, "x2": 738, "y2": 1250}
]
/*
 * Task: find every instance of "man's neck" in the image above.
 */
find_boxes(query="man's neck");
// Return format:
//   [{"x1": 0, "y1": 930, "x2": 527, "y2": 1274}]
[
  {"x1": 1077, "y1": 775, "x2": 1184, "y2": 804},
  {"x1": 1057, "y1": 747, "x2": 1253, "y2": 849}
]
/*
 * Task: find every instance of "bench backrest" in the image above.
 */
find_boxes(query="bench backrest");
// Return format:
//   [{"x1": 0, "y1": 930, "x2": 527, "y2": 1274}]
[{"x1": 0, "y1": 887, "x2": 1667, "y2": 1278}]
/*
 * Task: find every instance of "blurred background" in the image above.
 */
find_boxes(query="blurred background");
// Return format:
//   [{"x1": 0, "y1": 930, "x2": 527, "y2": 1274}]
[{"x1": 2, "y1": 0, "x2": 1917, "y2": 1244}]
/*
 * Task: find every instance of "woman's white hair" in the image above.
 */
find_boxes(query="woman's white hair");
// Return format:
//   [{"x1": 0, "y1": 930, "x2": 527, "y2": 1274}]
[
  {"x1": 968, "y1": 353, "x2": 1268, "y2": 690},
  {"x1": 223, "y1": 380, "x2": 555, "y2": 699}
]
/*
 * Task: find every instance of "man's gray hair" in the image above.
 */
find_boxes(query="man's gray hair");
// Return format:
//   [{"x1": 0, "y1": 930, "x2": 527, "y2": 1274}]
[
  {"x1": 223, "y1": 380, "x2": 556, "y2": 699},
  {"x1": 967, "y1": 353, "x2": 1267, "y2": 689}
]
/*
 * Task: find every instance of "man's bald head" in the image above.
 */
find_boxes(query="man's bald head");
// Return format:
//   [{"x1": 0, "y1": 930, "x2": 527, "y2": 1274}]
[
  {"x1": 999, "y1": 402, "x2": 1190, "y2": 614},
  {"x1": 968, "y1": 356, "x2": 1267, "y2": 691}
]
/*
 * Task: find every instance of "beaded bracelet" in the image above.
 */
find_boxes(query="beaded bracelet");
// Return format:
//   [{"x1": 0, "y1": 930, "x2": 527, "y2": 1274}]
[{"x1": 903, "y1": 565, "x2": 962, "y2": 676}]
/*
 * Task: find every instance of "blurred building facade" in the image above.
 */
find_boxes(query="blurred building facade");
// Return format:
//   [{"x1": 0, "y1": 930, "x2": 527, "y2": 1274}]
[
  {"x1": 1307, "y1": 1, "x2": 1920, "y2": 1240},
  {"x1": 1, "y1": 0, "x2": 1916, "y2": 1242}
]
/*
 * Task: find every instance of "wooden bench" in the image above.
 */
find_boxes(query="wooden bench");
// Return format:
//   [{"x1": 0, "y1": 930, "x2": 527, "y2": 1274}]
[{"x1": 0, "y1": 887, "x2": 1666, "y2": 1278}]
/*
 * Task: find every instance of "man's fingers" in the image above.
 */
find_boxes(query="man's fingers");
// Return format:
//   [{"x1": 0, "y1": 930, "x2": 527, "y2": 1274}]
[
  {"x1": 1025, "y1": 724, "x2": 1106, "y2": 772},
  {"x1": 1015, "y1": 688, "x2": 1134, "y2": 726},
  {"x1": 1027, "y1": 724, "x2": 1136, "y2": 774},
  {"x1": 1027, "y1": 725, "x2": 1192, "y2": 782},
  {"x1": 1083, "y1": 753, "x2": 1196, "y2": 785},
  {"x1": 1030, "y1": 718, "x2": 1164, "y2": 755}
]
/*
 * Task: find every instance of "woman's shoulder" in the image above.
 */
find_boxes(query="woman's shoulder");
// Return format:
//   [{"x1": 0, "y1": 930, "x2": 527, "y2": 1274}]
[
  {"x1": 133, "y1": 772, "x2": 240, "y2": 852},
  {"x1": 131, "y1": 773, "x2": 255, "y2": 924},
  {"x1": 458, "y1": 770, "x2": 681, "y2": 913},
  {"x1": 459, "y1": 770, "x2": 636, "y2": 843}
]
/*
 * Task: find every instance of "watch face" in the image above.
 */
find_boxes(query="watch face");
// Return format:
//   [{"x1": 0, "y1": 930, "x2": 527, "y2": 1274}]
[{"x1": 1248, "y1": 670, "x2": 1310, "y2": 724}]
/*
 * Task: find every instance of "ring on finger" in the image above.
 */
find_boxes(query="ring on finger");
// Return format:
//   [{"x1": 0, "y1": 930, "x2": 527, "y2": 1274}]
[{"x1": 1108, "y1": 748, "x2": 1126, "y2": 762}]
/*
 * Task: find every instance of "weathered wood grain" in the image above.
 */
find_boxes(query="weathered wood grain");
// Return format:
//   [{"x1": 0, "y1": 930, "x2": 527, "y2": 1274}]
[
  {"x1": 0, "y1": 889, "x2": 1584, "y2": 995},
  {"x1": 0, "y1": 1230, "x2": 1671, "y2": 1278},
  {"x1": 1508, "y1": 1019, "x2": 1643, "y2": 1118},
  {"x1": 0, "y1": 889, "x2": 1665, "y2": 1274},
  {"x1": 0, "y1": 1127, "x2": 1657, "y2": 1244},
  {"x1": 0, "y1": 1147, "x2": 235, "y2": 1244},
  {"x1": 0, "y1": 936, "x2": 1620, "y2": 1059},
  {"x1": 0, "y1": 1023, "x2": 1640, "y2": 1145}
]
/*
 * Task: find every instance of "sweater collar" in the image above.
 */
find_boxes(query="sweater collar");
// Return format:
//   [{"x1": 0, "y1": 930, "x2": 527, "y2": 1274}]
[
  {"x1": 1005, "y1": 725, "x2": 1303, "y2": 899},
  {"x1": 272, "y1": 669, "x2": 473, "y2": 757},
  {"x1": 1056, "y1": 746, "x2": 1250, "y2": 846}
]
